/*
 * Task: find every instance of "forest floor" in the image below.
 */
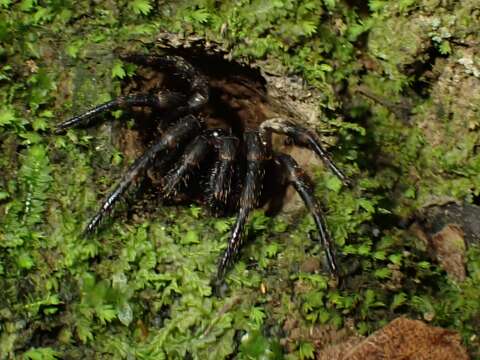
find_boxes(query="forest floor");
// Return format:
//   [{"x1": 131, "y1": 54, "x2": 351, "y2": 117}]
[{"x1": 1, "y1": 1, "x2": 479, "y2": 359}]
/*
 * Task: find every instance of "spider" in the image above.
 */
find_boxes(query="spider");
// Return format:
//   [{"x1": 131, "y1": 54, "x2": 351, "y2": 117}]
[{"x1": 55, "y1": 49, "x2": 349, "y2": 281}]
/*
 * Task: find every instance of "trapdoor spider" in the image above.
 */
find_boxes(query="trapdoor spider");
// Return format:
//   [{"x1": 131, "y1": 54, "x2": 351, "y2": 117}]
[{"x1": 55, "y1": 50, "x2": 349, "y2": 280}]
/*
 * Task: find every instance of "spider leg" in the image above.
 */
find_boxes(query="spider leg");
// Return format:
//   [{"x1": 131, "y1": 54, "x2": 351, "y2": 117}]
[
  {"x1": 207, "y1": 134, "x2": 239, "y2": 215},
  {"x1": 56, "y1": 55, "x2": 209, "y2": 134},
  {"x1": 55, "y1": 92, "x2": 187, "y2": 134},
  {"x1": 83, "y1": 114, "x2": 201, "y2": 234},
  {"x1": 162, "y1": 134, "x2": 211, "y2": 198},
  {"x1": 259, "y1": 118, "x2": 350, "y2": 186},
  {"x1": 274, "y1": 153, "x2": 339, "y2": 277},
  {"x1": 217, "y1": 132, "x2": 266, "y2": 279},
  {"x1": 120, "y1": 54, "x2": 209, "y2": 111}
]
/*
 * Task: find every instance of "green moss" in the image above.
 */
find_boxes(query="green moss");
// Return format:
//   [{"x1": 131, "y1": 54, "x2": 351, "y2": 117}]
[{"x1": 1, "y1": 0, "x2": 480, "y2": 358}]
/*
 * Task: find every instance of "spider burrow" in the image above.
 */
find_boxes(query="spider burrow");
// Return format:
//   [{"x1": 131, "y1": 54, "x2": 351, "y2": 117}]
[{"x1": 55, "y1": 48, "x2": 350, "y2": 281}]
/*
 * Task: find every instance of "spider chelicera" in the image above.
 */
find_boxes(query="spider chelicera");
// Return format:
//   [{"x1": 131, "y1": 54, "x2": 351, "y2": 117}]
[{"x1": 55, "y1": 51, "x2": 349, "y2": 281}]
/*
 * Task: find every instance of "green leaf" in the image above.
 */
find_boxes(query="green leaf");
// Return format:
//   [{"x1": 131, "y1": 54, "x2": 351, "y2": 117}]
[
  {"x1": 0, "y1": 191, "x2": 9, "y2": 200},
  {"x1": 391, "y1": 292, "x2": 407, "y2": 310},
  {"x1": 364, "y1": 289, "x2": 376, "y2": 306},
  {"x1": 323, "y1": 0, "x2": 336, "y2": 10},
  {"x1": 417, "y1": 261, "x2": 430, "y2": 270},
  {"x1": 404, "y1": 187, "x2": 416, "y2": 199},
  {"x1": 299, "y1": 341, "x2": 315, "y2": 359},
  {"x1": 189, "y1": 205, "x2": 202, "y2": 218},
  {"x1": 97, "y1": 304, "x2": 117, "y2": 324},
  {"x1": 186, "y1": 8, "x2": 210, "y2": 24},
  {"x1": 374, "y1": 267, "x2": 391, "y2": 279},
  {"x1": 182, "y1": 230, "x2": 200, "y2": 244},
  {"x1": 214, "y1": 219, "x2": 231, "y2": 233},
  {"x1": 0, "y1": 108, "x2": 16, "y2": 126},
  {"x1": 32, "y1": 7, "x2": 52, "y2": 24},
  {"x1": 19, "y1": 131, "x2": 42, "y2": 145},
  {"x1": 76, "y1": 318, "x2": 94, "y2": 343},
  {"x1": 301, "y1": 20, "x2": 317, "y2": 36},
  {"x1": 129, "y1": 24, "x2": 157, "y2": 35},
  {"x1": 438, "y1": 41, "x2": 451, "y2": 55},
  {"x1": 357, "y1": 243, "x2": 371, "y2": 256},
  {"x1": 129, "y1": 0, "x2": 152, "y2": 15},
  {"x1": 388, "y1": 253, "x2": 403, "y2": 265},
  {"x1": 377, "y1": 207, "x2": 392, "y2": 214},
  {"x1": 111, "y1": 61, "x2": 126, "y2": 79},
  {"x1": 23, "y1": 347, "x2": 61, "y2": 360},
  {"x1": 272, "y1": 219, "x2": 287, "y2": 233},
  {"x1": 410, "y1": 295, "x2": 435, "y2": 317},
  {"x1": 239, "y1": 330, "x2": 282, "y2": 359},
  {"x1": 19, "y1": 0, "x2": 35, "y2": 12},
  {"x1": 111, "y1": 150, "x2": 123, "y2": 166},
  {"x1": 358, "y1": 199, "x2": 375, "y2": 213},
  {"x1": 368, "y1": 0, "x2": 386, "y2": 12},
  {"x1": 17, "y1": 252, "x2": 34, "y2": 269},
  {"x1": 66, "y1": 40, "x2": 83, "y2": 58},
  {"x1": 300, "y1": 273, "x2": 328, "y2": 290},
  {"x1": 32, "y1": 117, "x2": 48, "y2": 131},
  {"x1": 399, "y1": 0, "x2": 415, "y2": 12},
  {"x1": 325, "y1": 175, "x2": 342, "y2": 193},
  {"x1": 319, "y1": 63, "x2": 333, "y2": 72},
  {"x1": 0, "y1": 0, "x2": 12, "y2": 8},
  {"x1": 249, "y1": 306, "x2": 266, "y2": 326},
  {"x1": 318, "y1": 309, "x2": 330, "y2": 323},
  {"x1": 348, "y1": 20, "x2": 372, "y2": 41},
  {"x1": 265, "y1": 243, "x2": 280, "y2": 258}
]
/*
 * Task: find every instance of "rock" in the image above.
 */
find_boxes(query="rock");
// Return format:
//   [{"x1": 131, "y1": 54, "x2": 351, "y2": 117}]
[
  {"x1": 415, "y1": 202, "x2": 480, "y2": 246},
  {"x1": 430, "y1": 224, "x2": 466, "y2": 281},
  {"x1": 410, "y1": 202, "x2": 480, "y2": 281},
  {"x1": 316, "y1": 317, "x2": 469, "y2": 360}
]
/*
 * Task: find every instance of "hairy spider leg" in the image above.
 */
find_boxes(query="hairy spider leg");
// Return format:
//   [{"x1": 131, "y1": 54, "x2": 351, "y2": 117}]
[
  {"x1": 217, "y1": 132, "x2": 266, "y2": 279},
  {"x1": 259, "y1": 118, "x2": 350, "y2": 186},
  {"x1": 56, "y1": 55, "x2": 210, "y2": 134},
  {"x1": 207, "y1": 135, "x2": 239, "y2": 215},
  {"x1": 162, "y1": 134, "x2": 211, "y2": 198},
  {"x1": 274, "y1": 153, "x2": 339, "y2": 277},
  {"x1": 54, "y1": 92, "x2": 187, "y2": 134},
  {"x1": 83, "y1": 115, "x2": 202, "y2": 234},
  {"x1": 120, "y1": 54, "x2": 209, "y2": 111}
]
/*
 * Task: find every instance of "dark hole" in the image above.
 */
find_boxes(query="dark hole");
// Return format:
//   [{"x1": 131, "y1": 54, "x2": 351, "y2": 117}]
[
  {"x1": 113, "y1": 46, "x2": 287, "y2": 216},
  {"x1": 405, "y1": 44, "x2": 446, "y2": 99}
]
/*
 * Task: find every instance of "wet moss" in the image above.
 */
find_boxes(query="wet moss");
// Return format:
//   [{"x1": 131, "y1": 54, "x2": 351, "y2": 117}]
[{"x1": 0, "y1": 0, "x2": 479, "y2": 359}]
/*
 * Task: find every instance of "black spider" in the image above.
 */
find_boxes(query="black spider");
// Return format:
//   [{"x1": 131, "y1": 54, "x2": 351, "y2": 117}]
[{"x1": 55, "y1": 52, "x2": 349, "y2": 281}]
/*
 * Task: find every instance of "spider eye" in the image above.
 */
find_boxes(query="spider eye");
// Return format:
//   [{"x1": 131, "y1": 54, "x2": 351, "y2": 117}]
[{"x1": 213, "y1": 131, "x2": 219, "y2": 137}]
